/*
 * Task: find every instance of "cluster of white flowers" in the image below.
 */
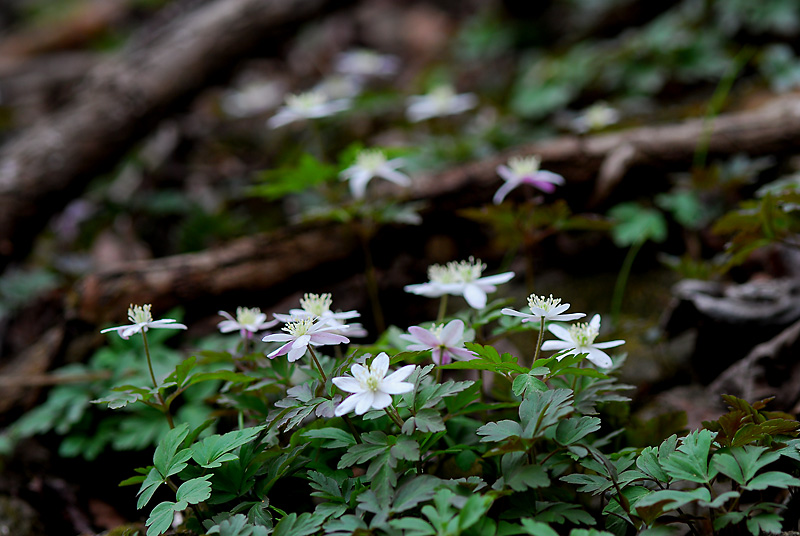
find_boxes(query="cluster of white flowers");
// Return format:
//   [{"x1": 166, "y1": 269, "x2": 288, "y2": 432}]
[{"x1": 404, "y1": 257, "x2": 515, "y2": 309}]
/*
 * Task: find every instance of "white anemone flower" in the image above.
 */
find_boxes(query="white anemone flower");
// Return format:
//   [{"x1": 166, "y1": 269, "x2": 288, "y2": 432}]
[
  {"x1": 267, "y1": 90, "x2": 351, "y2": 129},
  {"x1": 399, "y1": 319, "x2": 476, "y2": 365},
  {"x1": 339, "y1": 149, "x2": 411, "y2": 199},
  {"x1": 101, "y1": 304, "x2": 187, "y2": 340},
  {"x1": 334, "y1": 49, "x2": 400, "y2": 78},
  {"x1": 406, "y1": 85, "x2": 478, "y2": 122},
  {"x1": 262, "y1": 317, "x2": 350, "y2": 362},
  {"x1": 571, "y1": 101, "x2": 620, "y2": 134},
  {"x1": 332, "y1": 352, "x2": 415, "y2": 416},
  {"x1": 493, "y1": 156, "x2": 565, "y2": 204},
  {"x1": 541, "y1": 314, "x2": 624, "y2": 369},
  {"x1": 273, "y1": 293, "x2": 367, "y2": 338},
  {"x1": 404, "y1": 257, "x2": 514, "y2": 309},
  {"x1": 217, "y1": 307, "x2": 278, "y2": 339},
  {"x1": 501, "y1": 294, "x2": 585, "y2": 324}
]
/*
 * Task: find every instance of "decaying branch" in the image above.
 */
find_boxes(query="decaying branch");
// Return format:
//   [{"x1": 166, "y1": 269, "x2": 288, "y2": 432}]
[
  {"x1": 0, "y1": 0, "x2": 347, "y2": 270},
  {"x1": 408, "y1": 95, "x2": 800, "y2": 204},
  {"x1": 73, "y1": 224, "x2": 359, "y2": 325}
]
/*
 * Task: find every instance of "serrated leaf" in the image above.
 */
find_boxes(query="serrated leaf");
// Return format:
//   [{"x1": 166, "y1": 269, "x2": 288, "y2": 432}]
[
  {"x1": 477, "y1": 420, "x2": 522, "y2": 442},
  {"x1": 411, "y1": 409, "x2": 446, "y2": 433},
  {"x1": 555, "y1": 416, "x2": 601, "y2": 446},
  {"x1": 175, "y1": 475, "x2": 212, "y2": 505},
  {"x1": 609, "y1": 202, "x2": 667, "y2": 246},
  {"x1": 512, "y1": 373, "x2": 548, "y2": 397},
  {"x1": 302, "y1": 427, "x2": 357, "y2": 449},
  {"x1": 506, "y1": 464, "x2": 550, "y2": 491},
  {"x1": 272, "y1": 512, "x2": 324, "y2": 536},
  {"x1": 391, "y1": 475, "x2": 442, "y2": 514},
  {"x1": 661, "y1": 430, "x2": 718, "y2": 484},
  {"x1": 744, "y1": 471, "x2": 800, "y2": 490},
  {"x1": 636, "y1": 446, "x2": 670, "y2": 483},
  {"x1": 153, "y1": 423, "x2": 191, "y2": 478},
  {"x1": 520, "y1": 519, "x2": 559, "y2": 536},
  {"x1": 391, "y1": 437, "x2": 420, "y2": 462},
  {"x1": 191, "y1": 426, "x2": 263, "y2": 468},
  {"x1": 137, "y1": 468, "x2": 164, "y2": 510},
  {"x1": 146, "y1": 501, "x2": 178, "y2": 536},
  {"x1": 520, "y1": 389, "x2": 573, "y2": 439},
  {"x1": 746, "y1": 512, "x2": 783, "y2": 536},
  {"x1": 389, "y1": 517, "x2": 436, "y2": 535}
]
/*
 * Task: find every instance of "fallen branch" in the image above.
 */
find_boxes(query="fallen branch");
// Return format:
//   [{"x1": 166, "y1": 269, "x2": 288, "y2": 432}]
[{"x1": 0, "y1": 0, "x2": 347, "y2": 270}]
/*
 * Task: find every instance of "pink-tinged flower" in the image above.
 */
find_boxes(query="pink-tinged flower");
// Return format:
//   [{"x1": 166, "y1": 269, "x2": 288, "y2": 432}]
[
  {"x1": 493, "y1": 156, "x2": 565, "y2": 204},
  {"x1": 273, "y1": 293, "x2": 366, "y2": 338},
  {"x1": 266, "y1": 90, "x2": 350, "y2": 129},
  {"x1": 339, "y1": 149, "x2": 411, "y2": 199},
  {"x1": 101, "y1": 304, "x2": 187, "y2": 340},
  {"x1": 332, "y1": 353, "x2": 415, "y2": 416},
  {"x1": 399, "y1": 319, "x2": 476, "y2": 365},
  {"x1": 541, "y1": 314, "x2": 624, "y2": 369},
  {"x1": 404, "y1": 257, "x2": 514, "y2": 309},
  {"x1": 217, "y1": 307, "x2": 278, "y2": 339},
  {"x1": 406, "y1": 85, "x2": 478, "y2": 122},
  {"x1": 501, "y1": 294, "x2": 585, "y2": 324},
  {"x1": 262, "y1": 318, "x2": 349, "y2": 362}
]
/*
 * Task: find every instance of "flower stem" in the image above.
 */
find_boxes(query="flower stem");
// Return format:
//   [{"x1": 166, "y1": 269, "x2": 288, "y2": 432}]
[
  {"x1": 307, "y1": 346, "x2": 328, "y2": 384},
  {"x1": 436, "y1": 295, "x2": 448, "y2": 323},
  {"x1": 141, "y1": 330, "x2": 174, "y2": 429},
  {"x1": 384, "y1": 406, "x2": 405, "y2": 429},
  {"x1": 533, "y1": 317, "x2": 546, "y2": 363},
  {"x1": 610, "y1": 240, "x2": 642, "y2": 328},
  {"x1": 342, "y1": 415, "x2": 362, "y2": 444}
]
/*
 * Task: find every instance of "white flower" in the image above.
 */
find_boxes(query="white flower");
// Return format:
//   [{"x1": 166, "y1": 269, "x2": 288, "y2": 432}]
[
  {"x1": 332, "y1": 352, "x2": 415, "y2": 416},
  {"x1": 217, "y1": 307, "x2": 278, "y2": 339},
  {"x1": 100, "y1": 304, "x2": 187, "y2": 340},
  {"x1": 541, "y1": 314, "x2": 624, "y2": 369},
  {"x1": 493, "y1": 156, "x2": 565, "y2": 204},
  {"x1": 406, "y1": 85, "x2": 478, "y2": 122},
  {"x1": 404, "y1": 257, "x2": 514, "y2": 309},
  {"x1": 339, "y1": 149, "x2": 411, "y2": 199},
  {"x1": 501, "y1": 294, "x2": 585, "y2": 324},
  {"x1": 266, "y1": 90, "x2": 351, "y2": 129},
  {"x1": 399, "y1": 319, "x2": 476, "y2": 365},
  {"x1": 571, "y1": 102, "x2": 619, "y2": 134},
  {"x1": 334, "y1": 49, "x2": 400, "y2": 78},
  {"x1": 221, "y1": 80, "x2": 285, "y2": 118},
  {"x1": 262, "y1": 317, "x2": 350, "y2": 362},
  {"x1": 273, "y1": 293, "x2": 366, "y2": 338}
]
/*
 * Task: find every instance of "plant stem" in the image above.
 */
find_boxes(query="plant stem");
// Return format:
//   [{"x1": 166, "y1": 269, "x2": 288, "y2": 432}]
[
  {"x1": 307, "y1": 346, "x2": 328, "y2": 384},
  {"x1": 342, "y1": 415, "x2": 362, "y2": 444},
  {"x1": 436, "y1": 295, "x2": 448, "y2": 323},
  {"x1": 141, "y1": 330, "x2": 174, "y2": 429},
  {"x1": 384, "y1": 406, "x2": 405, "y2": 429},
  {"x1": 533, "y1": 317, "x2": 546, "y2": 362},
  {"x1": 610, "y1": 240, "x2": 642, "y2": 328}
]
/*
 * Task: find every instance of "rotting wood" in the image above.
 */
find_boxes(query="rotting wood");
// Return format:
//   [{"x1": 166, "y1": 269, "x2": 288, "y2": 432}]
[
  {"x1": 0, "y1": 0, "x2": 348, "y2": 270},
  {"x1": 72, "y1": 224, "x2": 359, "y2": 326}
]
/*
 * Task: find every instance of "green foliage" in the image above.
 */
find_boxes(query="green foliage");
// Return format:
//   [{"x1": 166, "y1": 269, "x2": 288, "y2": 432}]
[
  {"x1": 608, "y1": 202, "x2": 667, "y2": 247},
  {"x1": 250, "y1": 153, "x2": 338, "y2": 201}
]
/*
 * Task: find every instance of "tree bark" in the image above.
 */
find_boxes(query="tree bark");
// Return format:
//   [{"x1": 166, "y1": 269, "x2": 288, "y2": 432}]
[{"x1": 0, "y1": 0, "x2": 347, "y2": 270}]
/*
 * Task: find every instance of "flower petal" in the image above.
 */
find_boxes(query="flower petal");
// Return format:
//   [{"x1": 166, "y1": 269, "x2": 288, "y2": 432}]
[
  {"x1": 371, "y1": 353, "x2": 390, "y2": 377},
  {"x1": 384, "y1": 364, "x2": 416, "y2": 385},
  {"x1": 335, "y1": 393, "x2": 361, "y2": 416},
  {"x1": 463, "y1": 284, "x2": 487, "y2": 309},
  {"x1": 355, "y1": 391, "x2": 376, "y2": 415},
  {"x1": 332, "y1": 376, "x2": 362, "y2": 393},
  {"x1": 593, "y1": 339, "x2": 625, "y2": 349},
  {"x1": 541, "y1": 340, "x2": 572, "y2": 351},
  {"x1": 439, "y1": 319, "x2": 465, "y2": 345},
  {"x1": 586, "y1": 348, "x2": 613, "y2": 368},
  {"x1": 371, "y1": 392, "x2": 393, "y2": 409},
  {"x1": 547, "y1": 324, "x2": 572, "y2": 342}
]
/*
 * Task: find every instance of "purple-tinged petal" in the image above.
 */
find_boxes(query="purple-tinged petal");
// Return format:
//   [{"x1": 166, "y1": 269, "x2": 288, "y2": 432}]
[
  {"x1": 310, "y1": 332, "x2": 350, "y2": 345},
  {"x1": 406, "y1": 326, "x2": 440, "y2": 347},
  {"x1": 268, "y1": 341, "x2": 294, "y2": 358},
  {"x1": 287, "y1": 344, "x2": 307, "y2": 362},
  {"x1": 450, "y1": 347, "x2": 477, "y2": 361},
  {"x1": 439, "y1": 319, "x2": 465, "y2": 345},
  {"x1": 493, "y1": 179, "x2": 519, "y2": 205}
]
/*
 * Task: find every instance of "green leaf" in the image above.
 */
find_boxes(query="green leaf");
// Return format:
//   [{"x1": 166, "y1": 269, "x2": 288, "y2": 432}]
[
  {"x1": 153, "y1": 423, "x2": 191, "y2": 478},
  {"x1": 743, "y1": 471, "x2": 800, "y2": 491},
  {"x1": 338, "y1": 431, "x2": 388, "y2": 468},
  {"x1": 206, "y1": 514, "x2": 270, "y2": 536},
  {"x1": 251, "y1": 153, "x2": 337, "y2": 201},
  {"x1": 146, "y1": 501, "x2": 178, "y2": 536},
  {"x1": 506, "y1": 464, "x2": 551, "y2": 492},
  {"x1": 477, "y1": 420, "x2": 522, "y2": 443},
  {"x1": 407, "y1": 409, "x2": 446, "y2": 433},
  {"x1": 389, "y1": 517, "x2": 436, "y2": 536},
  {"x1": 272, "y1": 512, "x2": 324, "y2": 536},
  {"x1": 520, "y1": 389, "x2": 573, "y2": 439},
  {"x1": 391, "y1": 475, "x2": 442, "y2": 514},
  {"x1": 555, "y1": 417, "x2": 601, "y2": 446},
  {"x1": 634, "y1": 488, "x2": 711, "y2": 513},
  {"x1": 746, "y1": 512, "x2": 782, "y2": 536},
  {"x1": 458, "y1": 494, "x2": 494, "y2": 530},
  {"x1": 175, "y1": 475, "x2": 212, "y2": 505},
  {"x1": 712, "y1": 446, "x2": 778, "y2": 486},
  {"x1": 661, "y1": 430, "x2": 718, "y2": 484},
  {"x1": 609, "y1": 202, "x2": 667, "y2": 246},
  {"x1": 520, "y1": 519, "x2": 559, "y2": 536},
  {"x1": 512, "y1": 373, "x2": 548, "y2": 397},
  {"x1": 440, "y1": 343, "x2": 528, "y2": 374},
  {"x1": 137, "y1": 467, "x2": 164, "y2": 510},
  {"x1": 391, "y1": 437, "x2": 420, "y2": 462},
  {"x1": 190, "y1": 426, "x2": 263, "y2": 468},
  {"x1": 302, "y1": 427, "x2": 357, "y2": 449},
  {"x1": 636, "y1": 446, "x2": 670, "y2": 483}
]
